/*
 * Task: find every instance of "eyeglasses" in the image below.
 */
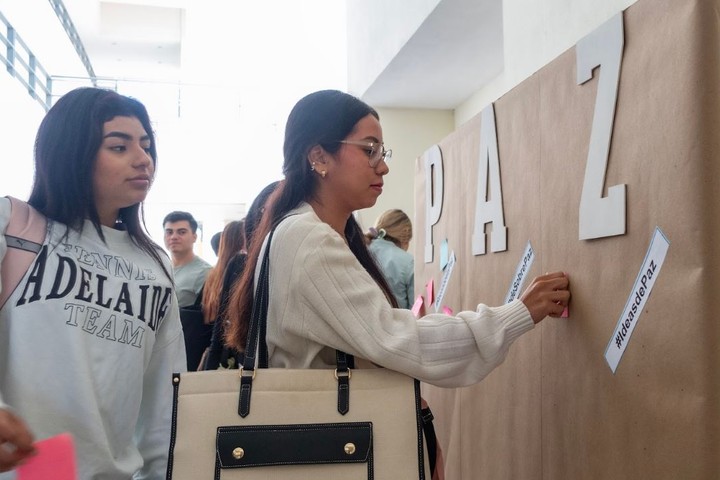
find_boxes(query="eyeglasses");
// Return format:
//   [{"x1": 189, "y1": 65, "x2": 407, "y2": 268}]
[{"x1": 338, "y1": 140, "x2": 392, "y2": 168}]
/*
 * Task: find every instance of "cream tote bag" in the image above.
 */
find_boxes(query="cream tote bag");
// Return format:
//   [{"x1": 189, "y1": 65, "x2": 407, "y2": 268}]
[{"x1": 167, "y1": 226, "x2": 431, "y2": 479}]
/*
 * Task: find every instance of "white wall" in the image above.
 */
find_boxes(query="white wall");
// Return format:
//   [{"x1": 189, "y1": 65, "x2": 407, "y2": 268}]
[
  {"x1": 0, "y1": 0, "x2": 82, "y2": 199},
  {"x1": 455, "y1": 0, "x2": 639, "y2": 126},
  {"x1": 0, "y1": 0, "x2": 88, "y2": 78},
  {"x1": 346, "y1": 0, "x2": 441, "y2": 98},
  {"x1": 0, "y1": 74, "x2": 45, "y2": 199}
]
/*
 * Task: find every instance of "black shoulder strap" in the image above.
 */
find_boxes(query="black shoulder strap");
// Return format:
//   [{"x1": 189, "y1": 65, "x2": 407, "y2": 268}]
[
  {"x1": 1, "y1": 197, "x2": 47, "y2": 309},
  {"x1": 238, "y1": 218, "x2": 355, "y2": 417}
]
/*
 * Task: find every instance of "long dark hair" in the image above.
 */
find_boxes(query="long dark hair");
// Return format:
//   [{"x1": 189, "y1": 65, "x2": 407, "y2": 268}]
[
  {"x1": 29, "y1": 87, "x2": 170, "y2": 280},
  {"x1": 226, "y1": 90, "x2": 398, "y2": 351},
  {"x1": 202, "y1": 219, "x2": 245, "y2": 324},
  {"x1": 244, "y1": 180, "x2": 280, "y2": 244}
]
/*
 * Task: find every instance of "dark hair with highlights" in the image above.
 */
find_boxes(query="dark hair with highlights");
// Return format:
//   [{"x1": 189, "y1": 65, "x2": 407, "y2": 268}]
[
  {"x1": 202, "y1": 219, "x2": 246, "y2": 325},
  {"x1": 226, "y1": 90, "x2": 397, "y2": 351}
]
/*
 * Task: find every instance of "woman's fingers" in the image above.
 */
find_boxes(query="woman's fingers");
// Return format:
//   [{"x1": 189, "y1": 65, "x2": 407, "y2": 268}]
[
  {"x1": 520, "y1": 271, "x2": 571, "y2": 323},
  {"x1": 0, "y1": 409, "x2": 36, "y2": 472}
]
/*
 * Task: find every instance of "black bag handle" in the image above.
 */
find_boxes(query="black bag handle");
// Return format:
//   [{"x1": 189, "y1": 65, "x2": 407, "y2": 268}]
[
  {"x1": 238, "y1": 222, "x2": 353, "y2": 417},
  {"x1": 240, "y1": 227, "x2": 273, "y2": 371}
]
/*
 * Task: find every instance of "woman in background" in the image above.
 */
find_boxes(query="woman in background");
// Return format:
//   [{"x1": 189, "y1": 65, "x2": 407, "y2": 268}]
[
  {"x1": 366, "y1": 209, "x2": 414, "y2": 309},
  {"x1": 196, "y1": 219, "x2": 244, "y2": 370},
  {"x1": 202, "y1": 181, "x2": 279, "y2": 370},
  {"x1": 202, "y1": 219, "x2": 245, "y2": 328}
]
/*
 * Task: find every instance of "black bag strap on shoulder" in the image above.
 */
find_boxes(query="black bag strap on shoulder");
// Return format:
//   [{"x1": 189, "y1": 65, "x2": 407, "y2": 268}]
[
  {"x1": 1, "y1": 196, "x2": 47, "y2": 310},
  {"x1": 238, "y1": 223, "x2": 354, "y2": 418}
]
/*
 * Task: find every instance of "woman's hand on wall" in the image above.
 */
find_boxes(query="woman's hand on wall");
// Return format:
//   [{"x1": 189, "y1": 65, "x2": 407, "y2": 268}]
[{"x1": 520, "y1": 271, "x2": 570, "y2": 324}]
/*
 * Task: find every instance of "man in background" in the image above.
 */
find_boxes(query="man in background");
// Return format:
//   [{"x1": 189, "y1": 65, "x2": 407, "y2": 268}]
[
  {"x1": 163, "y1": 210, "x2": 212, "y2": 308},
  {"x1": 164, "y1": 210, "x2": 213, "y2": 370}
]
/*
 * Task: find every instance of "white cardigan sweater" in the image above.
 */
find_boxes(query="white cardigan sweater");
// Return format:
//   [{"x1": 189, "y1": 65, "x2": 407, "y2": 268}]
[{"x1": 260, "y1": 203, "x2": 534, "y2": 388}]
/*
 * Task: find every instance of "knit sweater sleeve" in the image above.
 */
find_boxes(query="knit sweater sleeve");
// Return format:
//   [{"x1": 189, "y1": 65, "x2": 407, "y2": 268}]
[{"x1": 270, "y1": 213, "x2": 534, "y2": 388}]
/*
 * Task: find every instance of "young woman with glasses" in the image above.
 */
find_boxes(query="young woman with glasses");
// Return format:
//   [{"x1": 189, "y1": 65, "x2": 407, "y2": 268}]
[{"x1": 226, "y1": 89, "x2": 571, "y2": 479}]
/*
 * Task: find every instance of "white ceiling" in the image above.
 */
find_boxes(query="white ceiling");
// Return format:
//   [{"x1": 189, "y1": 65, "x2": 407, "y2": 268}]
[
  {"x1": 62, "y1": 0, "x2": 184, "y2": 81},
  {"x1": 360, "y1": 0, "x2": 504, "y2": 110},
  {"x1": 57, "y1": 0, "x2": 502, "y2": 110}
]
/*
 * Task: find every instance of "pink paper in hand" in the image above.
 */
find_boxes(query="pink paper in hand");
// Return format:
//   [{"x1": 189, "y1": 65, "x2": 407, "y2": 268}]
[{"x1": 17, "y1": 433, "x2": 77, "y2": 480}]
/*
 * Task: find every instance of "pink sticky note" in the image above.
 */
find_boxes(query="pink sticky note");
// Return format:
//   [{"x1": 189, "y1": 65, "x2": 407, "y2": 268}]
[
  {"x1": 411, "y1": 295, "x2": 425, "y2": 318},
  {"x1": 18, "y1": 433, "x2": 77, "y2": 480},
  {"x1": 425, "y1": 279, "x2": 434, "y2": 306},
  {"x1": 442, "y1": 306, "x2": 453, "y2": 315}
]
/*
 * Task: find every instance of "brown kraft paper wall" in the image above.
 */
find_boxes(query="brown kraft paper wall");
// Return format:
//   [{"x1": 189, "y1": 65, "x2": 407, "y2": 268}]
[{"x1": 413, "y1": 0, "x2": 720, "y2": 478}]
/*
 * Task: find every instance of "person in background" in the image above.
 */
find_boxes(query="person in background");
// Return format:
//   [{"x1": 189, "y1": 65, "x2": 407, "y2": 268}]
[
  {"x1": 202, "y1": 220, "x2": 245, "y2": 328},
  {"x1": 197, "y1": 219, "x2": 244, "y2": 368},
  {"x1": 0, "y1": 87, "x2": 186, "y2": 479},
  {"x1": 225, "y1": 89, "x2": 571, "y2": 479},
  {"x1": 202, "y1": 180, "x2": 280, "y2": 370},
  {"x1": 164, "y1": 211, "x2": 213, "y2": 370},
  {"x1": 366, "y1": 209, "x2": 414, "y2": 309},
  {"x1": 210, "y1": 231, "x2": 222, "y2": 257},
  {"x1": 162, "y1": 210, "x2": 212, "y2": 308}
]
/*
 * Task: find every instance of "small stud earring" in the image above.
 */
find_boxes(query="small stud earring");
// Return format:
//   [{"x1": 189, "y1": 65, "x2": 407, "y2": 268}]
[
  {"x1": 321, "y1": 170, "x2": 327, "y2": 178},
  {"x1": 310, "y1": 161, "x2": 316, "y2": 172}
]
